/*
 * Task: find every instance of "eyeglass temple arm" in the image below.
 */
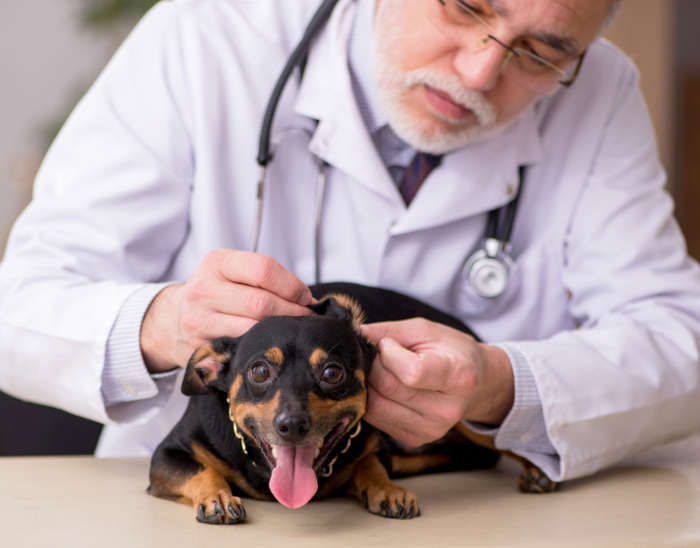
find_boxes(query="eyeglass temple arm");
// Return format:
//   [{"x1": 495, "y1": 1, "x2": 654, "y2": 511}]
[{"x1": 560, "y1": 50, "x2": 587, "y2": 88}]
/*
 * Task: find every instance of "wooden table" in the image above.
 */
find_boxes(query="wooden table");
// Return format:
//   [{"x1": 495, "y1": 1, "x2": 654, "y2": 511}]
[{"x1": 2, "y1": 434, "x2": 699, "y2": 547}]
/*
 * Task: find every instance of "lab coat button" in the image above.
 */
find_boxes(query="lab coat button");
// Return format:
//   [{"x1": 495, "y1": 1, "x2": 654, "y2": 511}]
[{"x1": 520, "y1": 431, "x2": 534, "y2": 443}]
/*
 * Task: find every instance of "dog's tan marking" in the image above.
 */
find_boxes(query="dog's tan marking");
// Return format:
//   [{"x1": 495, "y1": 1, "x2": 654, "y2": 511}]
[
  {"x1": 228, "y1": 374, "x2": 244, "y2": 404},
  {"x1": 181, "y1": 466, "x2": 232, "y2": 505},
  {"x1": 179, "y1": 462, "x2": 247, "y2": 523},
  {"x1": 307, "y1": 391, "x2": 366, "y2": 427},
  {"x1": 264, "y1": 347, "x2": 284, "y2": 366},
  {"x1": 454, "y1": 421, "x2": 497, "y2": 450},
  {"x1": 309, "y1": 348, "x2": 328, "y2": 369},
  {"x1": 390, "y1": 454, "x2": 452, "y2": 476},
  {"x1": 191, "y1": 343, "x2": 231, "y2": 385},
  {"x1": 232, "y1": 390, "x2": 281, "y2": 443},
  {"x1": 347, "y1": 452, "x2": 419, "y2": 518},
  {"x1": 191, "y1": 441, "x2": 267, "y2": 500},
  {"x1": 191, "y1": 343, "x2": 230, "y2": 368},
  {"x1": 321, "y1": 293, "x2": 366, "y2": 327}
]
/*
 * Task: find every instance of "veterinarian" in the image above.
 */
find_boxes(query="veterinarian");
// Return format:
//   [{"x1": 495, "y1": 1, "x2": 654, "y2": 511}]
[{"x1": 1, "y1": 0, "x2": 699, "y2": 485}]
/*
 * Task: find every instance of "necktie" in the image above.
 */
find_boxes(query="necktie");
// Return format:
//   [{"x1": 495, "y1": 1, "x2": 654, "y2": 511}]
[{"x1": 398, "y1": 152, "x2": 443, "y2": 206}]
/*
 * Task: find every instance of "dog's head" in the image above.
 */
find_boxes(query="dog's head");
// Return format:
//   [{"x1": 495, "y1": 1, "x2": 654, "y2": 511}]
[{"x1": 181, "y1": 294, "x2": 376, "y2": 509}]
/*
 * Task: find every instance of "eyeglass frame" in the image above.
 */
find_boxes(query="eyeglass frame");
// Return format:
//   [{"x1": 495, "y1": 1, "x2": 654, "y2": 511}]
[{"x1": 436, "y1": 0, "x2": 587, "y2": 88}]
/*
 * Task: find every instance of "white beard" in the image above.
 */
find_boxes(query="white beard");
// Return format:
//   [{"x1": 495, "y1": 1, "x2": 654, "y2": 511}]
[{"x1": 373, "y1": 3, "x2": 505, "y2": 154}]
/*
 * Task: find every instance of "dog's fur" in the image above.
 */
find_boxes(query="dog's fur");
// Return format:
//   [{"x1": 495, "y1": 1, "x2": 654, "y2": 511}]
[{"x1": 147, "y1": 282, "x2": 556, "y2": 524}]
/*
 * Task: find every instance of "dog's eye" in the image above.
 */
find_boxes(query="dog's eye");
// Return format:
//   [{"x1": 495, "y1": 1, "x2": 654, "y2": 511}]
[
  {"x1": 320, "y1": 363, "x2": 345, "y2": 385},
  {"x1": 249, "y1": 362, "x2": 271, "y2": 384}
]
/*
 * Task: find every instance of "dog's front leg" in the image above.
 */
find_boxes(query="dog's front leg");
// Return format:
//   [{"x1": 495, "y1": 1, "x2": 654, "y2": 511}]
[
  {"x1": 148, "y1": 445, "x2": 247, "y2": 525},
  {"x1": 346, "y1": 453, "x2": 420, "y2": 519}
]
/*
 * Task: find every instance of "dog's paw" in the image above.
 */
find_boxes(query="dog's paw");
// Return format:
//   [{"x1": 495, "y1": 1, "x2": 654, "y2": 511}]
[
  {"x1": 518, "y1": 466, "x2": 558, "y2": 494},
  {"x1": 194, "y1": 491, "x2": 247, "y2": 525},
  {"x1": 360, "y1": 484, "x2": 420, "y2": 519}
]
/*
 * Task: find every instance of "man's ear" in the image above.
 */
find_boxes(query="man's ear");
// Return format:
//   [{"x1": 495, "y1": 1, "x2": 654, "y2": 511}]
[
  {"x1": 310, "y1": 293, "x2": 366, "y2": 327},
  {"x1": 182, "y1": 336, "x2": 239, "y2": 396}
]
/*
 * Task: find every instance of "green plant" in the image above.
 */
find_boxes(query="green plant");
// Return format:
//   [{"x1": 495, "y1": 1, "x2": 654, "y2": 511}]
[{"x1": 80, "y1": 0, "x2": 160, "y2": 29}]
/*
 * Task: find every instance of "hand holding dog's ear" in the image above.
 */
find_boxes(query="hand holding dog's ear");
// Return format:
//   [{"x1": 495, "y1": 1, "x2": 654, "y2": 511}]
[
  {"x1": 361, "y1": 319, "x2": 514, "y2": 448},
  {"x1": 140, "y1": 250, "x2": 314, "y2": 372}
]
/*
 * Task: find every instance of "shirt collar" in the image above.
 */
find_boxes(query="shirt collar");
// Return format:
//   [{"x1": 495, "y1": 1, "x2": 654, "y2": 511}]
[{"x1": 291, "y1": 0, "x2": 545, "y2": 217}]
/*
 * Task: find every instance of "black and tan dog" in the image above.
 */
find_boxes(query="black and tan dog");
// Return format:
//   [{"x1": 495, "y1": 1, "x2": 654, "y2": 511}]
[{"x1": 148, "y1": 282, "x2": 556, "y2": 524}]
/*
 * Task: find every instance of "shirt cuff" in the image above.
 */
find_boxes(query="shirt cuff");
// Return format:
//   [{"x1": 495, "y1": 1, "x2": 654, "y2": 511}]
[
  {"x1": 465, "y1": 343, "x2": 557, "y2": 455},
  {"x1": 101, "y1": 283, "x2": 179, "y2": 410}
]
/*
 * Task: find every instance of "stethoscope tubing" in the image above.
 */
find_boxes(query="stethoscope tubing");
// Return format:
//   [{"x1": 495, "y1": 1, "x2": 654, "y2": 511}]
[
  {"x1": 256, "y1": 0, "x2": 341, "y2": 167},
  {"x1": 250, "y1": 0, "x2": 524, "y2": 294},
  {"x1": 486, "y1": 165, "x2": 526, "y2": 244},
  {"x1": 250, "y1": 0, "x2": 341, "y2": 257}
]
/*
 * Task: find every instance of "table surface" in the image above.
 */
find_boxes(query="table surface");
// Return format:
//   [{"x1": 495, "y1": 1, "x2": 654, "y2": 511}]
[{"x1": 2, "y1": 434, "x2": 700, "y2": 548}]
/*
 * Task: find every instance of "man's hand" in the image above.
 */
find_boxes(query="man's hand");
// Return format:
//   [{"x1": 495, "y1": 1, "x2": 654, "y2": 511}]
[
  {"x1": 360, "y1": 318, "x2": 514, "y2": 448},
  {"x1": 141, "y1": 249, "x2": 314, "y2": 373}
]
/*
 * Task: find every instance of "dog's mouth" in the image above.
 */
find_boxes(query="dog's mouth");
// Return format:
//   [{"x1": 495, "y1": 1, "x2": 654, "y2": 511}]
[{"x1": 252, "y1": 415, "x2": 354, "y2": 509}]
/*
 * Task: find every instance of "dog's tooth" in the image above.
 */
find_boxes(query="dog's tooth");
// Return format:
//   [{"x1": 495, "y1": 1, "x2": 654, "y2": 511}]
[
  {"x1": 272, "y1": 446, "x2": 278, "y2": 459},
  {"x1": 315, "y1": 447, "x2": 320, "y2": 458}
]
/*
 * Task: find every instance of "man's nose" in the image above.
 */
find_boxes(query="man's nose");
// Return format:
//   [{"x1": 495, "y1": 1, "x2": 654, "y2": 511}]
[{"x1": 453, "y1": 43, "x2": 508, "y2": 92}]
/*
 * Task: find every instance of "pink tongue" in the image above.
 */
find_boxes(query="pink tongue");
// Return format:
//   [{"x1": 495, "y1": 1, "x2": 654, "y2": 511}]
[{"x1": 269, "y1": 443, "x2": 318, "y2": 509}]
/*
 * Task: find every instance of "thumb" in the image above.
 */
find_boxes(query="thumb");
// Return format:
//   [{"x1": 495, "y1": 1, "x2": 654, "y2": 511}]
[
  {"x1": 361, "y1": 319, "x2": 429, "y2": 347},
  {"x1": 376, "y1": 336, "x2": 420, "y2": 376}
]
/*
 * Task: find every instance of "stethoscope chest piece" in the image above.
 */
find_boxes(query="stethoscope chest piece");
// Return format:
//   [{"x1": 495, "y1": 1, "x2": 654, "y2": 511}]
[{"x1": 463, "y1": 237, "x2": 514, "y2": 299}]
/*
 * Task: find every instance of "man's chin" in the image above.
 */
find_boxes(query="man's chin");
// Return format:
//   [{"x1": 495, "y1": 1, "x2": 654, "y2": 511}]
[{"x1": 388, "y1": 116, "x2": 507, "y2": 155}]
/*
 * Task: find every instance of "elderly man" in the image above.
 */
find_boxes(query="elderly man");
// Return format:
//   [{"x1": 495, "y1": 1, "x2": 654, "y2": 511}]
[{"x1": 0, "y1": 0, "x2": 698, "y2": 485}]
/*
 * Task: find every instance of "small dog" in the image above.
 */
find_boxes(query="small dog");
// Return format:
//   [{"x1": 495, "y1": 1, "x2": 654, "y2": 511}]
[{"x1": 148, "y1": 283, "x2": 556, "y2": 524}]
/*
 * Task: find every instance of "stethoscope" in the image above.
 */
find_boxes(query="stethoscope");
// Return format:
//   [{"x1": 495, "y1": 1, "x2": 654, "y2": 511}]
[{"x1": 251, "y1": 0, "x2": 523, "y2": 298}]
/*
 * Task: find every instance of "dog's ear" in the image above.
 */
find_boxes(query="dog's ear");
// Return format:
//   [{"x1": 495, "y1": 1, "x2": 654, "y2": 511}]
[
  {"x1": 359, "y1": 336, "x2": 377, "y2": 375},
  {"x1": 182, "y1": 337, "x2": 239, "y2": 396},
  {"x1": 310, "y1": 293, "x2": 366, "y2": 328}
]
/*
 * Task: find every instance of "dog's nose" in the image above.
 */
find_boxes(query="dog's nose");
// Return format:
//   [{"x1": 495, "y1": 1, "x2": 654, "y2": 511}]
[{"x1": 274, "y1": 412, "x2": 311, "y2": 443}]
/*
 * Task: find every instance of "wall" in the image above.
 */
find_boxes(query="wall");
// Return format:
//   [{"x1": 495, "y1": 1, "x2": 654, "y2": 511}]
[{"x1": 0, "y1": 0, "x2": 122, "y2": 249}]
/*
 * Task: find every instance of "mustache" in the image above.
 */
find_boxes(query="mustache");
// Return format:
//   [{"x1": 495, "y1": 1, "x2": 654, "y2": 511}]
[{"x1": 401, "y1": 68, "x2": 497, "y2": 127}]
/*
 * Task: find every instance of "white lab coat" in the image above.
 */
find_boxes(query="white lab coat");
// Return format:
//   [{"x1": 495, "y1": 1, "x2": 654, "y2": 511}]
[{"x1": 0, "y1": 0, "x2": 699, "y2": 481}]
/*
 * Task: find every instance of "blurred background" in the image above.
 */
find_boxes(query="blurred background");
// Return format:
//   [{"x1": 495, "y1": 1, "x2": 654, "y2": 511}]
[{"x1": 0, "y1": 0, "x2": 698, "y2": 455}]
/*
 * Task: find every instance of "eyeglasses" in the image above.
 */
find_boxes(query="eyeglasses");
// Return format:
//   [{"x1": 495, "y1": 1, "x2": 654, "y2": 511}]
[{"x1": 436, "y1": 0, "x2": 586, "y2": 88}]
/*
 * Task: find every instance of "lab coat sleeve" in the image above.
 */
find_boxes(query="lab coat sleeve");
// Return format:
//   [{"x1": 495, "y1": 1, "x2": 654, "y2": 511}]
[
  {"x1": 465, "y1": 343, "x2": 557, "y2": 458},
  {"x1": 101, "y1": 283, "x2": 181, "y2": 423},
  {"x1": 0, "y1": 3, "x2": 193, "y2": 424},
  {"x1": 499, "y1": 63, "x2": 700, "y2": 481}
]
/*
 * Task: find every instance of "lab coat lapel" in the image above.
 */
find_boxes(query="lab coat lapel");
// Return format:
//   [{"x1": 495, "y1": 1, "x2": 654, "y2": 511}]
[
  {"x1": 392, "y1": 107, "x2": 545, "y2": 235},
  {"x1": 292, "y1": 0, "x2": 546, "y2": 232},
  {"x1": 292, "y1": 0, "x2": 401, "y2": 205}
]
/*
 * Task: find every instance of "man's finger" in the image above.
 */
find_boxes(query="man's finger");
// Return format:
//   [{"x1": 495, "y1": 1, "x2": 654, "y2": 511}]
[
  {"x1": 369, "y1": 354, "x2": 464, "y2": 426},
  {"x1": 374, "y1": 336, "x2": 451, "y2": 392},
  {"x1": 207, "y1": 283, "x2": 314, "y2": 320},
  {"x1": 360, "y1": 318, "x2": 438, "y2": 348},
  {"x1": 214, "y1": 250, "x2": 314, "y2": 305},
  {"x1": 198, "y1": 312, "x2": 258, "y2": 340},
  {"x1": 364, "y1": 387, "x2": 432, "y2": 447}
]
